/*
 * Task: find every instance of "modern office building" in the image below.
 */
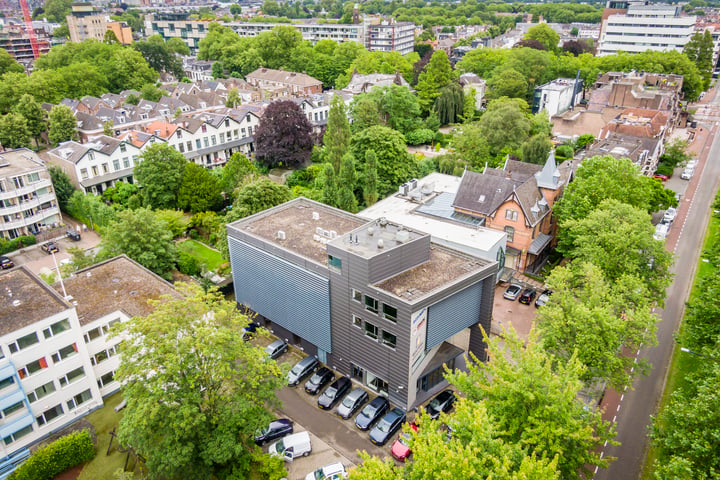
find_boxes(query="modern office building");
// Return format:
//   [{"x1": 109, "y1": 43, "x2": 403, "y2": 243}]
[
  {"x1": 0, "y1": 256, "x2": 177, "y2": 474},
  {"x1": 0, "y1": 150, "x2": 62, "y2": 240},
  {"x1": 227, "y1": 197, "x2": 497, "y2": 409},
  {"x1": 597, "y1": 1, "x2": 696, "y2": 56},
  {"x1": 144, "y1": 13, "x2": 210, "y2": 54}
]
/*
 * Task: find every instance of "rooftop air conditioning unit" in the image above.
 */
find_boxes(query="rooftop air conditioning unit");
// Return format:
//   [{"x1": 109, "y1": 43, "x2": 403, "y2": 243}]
[{"x1": 277, "y1": 230, "x2": 286, "y2": 240}]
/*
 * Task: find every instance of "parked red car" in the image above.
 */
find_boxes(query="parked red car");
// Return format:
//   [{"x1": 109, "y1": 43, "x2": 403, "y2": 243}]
[
  {"x1": 390, "y1": 423, "x2": 418, "y2": 462},
  {"x1": 652, "y1": 174, "x2": 669, "y2": 181}
]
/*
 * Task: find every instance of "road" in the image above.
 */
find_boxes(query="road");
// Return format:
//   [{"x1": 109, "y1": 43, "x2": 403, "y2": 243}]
[{"x1": 594, "y1": 91, "x2": 720, "y2": 479}]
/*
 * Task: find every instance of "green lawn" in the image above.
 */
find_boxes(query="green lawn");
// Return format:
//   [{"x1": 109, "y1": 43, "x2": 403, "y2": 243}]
[
  {"x1": 177, "y1": 239, "x2": 225, "y2": 272},
  {"x1": 640, "y1": 211, "x2": 719, "y2": 479},
  {"x1": 78, "y1": 393, "x2": 141, "y2": 480}
]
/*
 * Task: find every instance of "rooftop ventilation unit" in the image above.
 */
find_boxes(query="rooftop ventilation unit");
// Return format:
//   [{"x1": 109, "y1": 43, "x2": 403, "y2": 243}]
[
  {"x1": 312, "y1": 211, "x2": 320, "y2": 220},
  {"x1": 377, "y1": 239, "x2": 384, "y2": 249},
  {"x1": 395, "y1": 230, "x2": 410, "y2": 243},
  {"x1": 11, "y1": 300, "x2": 20, "y2": 307},
  {"x1": 277, "y1": 230, "x2": 286, "y2": 240},
  {"x1": 399, "y1": 183, "x2": 409, "y2": 195}
]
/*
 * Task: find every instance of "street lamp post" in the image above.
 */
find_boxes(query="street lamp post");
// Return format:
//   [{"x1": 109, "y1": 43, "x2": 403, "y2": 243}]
[{"x1": 680, "y1": 347, "x2": 718, "y2": 361}]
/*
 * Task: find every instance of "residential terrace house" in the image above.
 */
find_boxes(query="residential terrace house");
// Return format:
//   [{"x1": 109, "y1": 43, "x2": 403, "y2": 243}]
[
  {"x1": 245, "y1": 68, "x2": 323, "y2": 97},
  {"x1": 227, "y1": 198, "x2": 497, "y2": 410}
]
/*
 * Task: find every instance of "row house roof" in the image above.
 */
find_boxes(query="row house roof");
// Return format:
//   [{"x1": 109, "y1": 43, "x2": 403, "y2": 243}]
[{"x1": 246, "y1": 68, "x2": 323, "y2": 88}]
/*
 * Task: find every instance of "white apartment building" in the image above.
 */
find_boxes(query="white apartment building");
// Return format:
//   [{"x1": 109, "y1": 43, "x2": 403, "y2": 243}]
[
  {"x1": 228, "y1": 21, "x2": 365, "y2": 46},
  {"x1": 0, "y1": 150, "x2": 62, "y2": 240},
  {"x1": 0, "y1": 256, "x2": 177, "y2": 474},
  {"x1": 598, "y1": 1, "x2": 696, "y2": 56},
  {"x1": 46, "y1": 137, "x2": 143, "y2": 195},
  {"x1": 532, "y1": 78, "x2": 584, "y2": 117},
  {"x1": 367, "y1": 21, "x2": 415, "y2": 55}
]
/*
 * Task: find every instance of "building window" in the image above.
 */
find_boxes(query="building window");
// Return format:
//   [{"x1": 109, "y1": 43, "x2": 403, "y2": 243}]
[
  {"x1": 382, "y1": 304, "x2": 397, "y2": 322},
  {"x1": 91, "y1": 166, "x2": 99, "y2": 177},
  {"x1": 219, "y1": 132, "x2": 225, "y2": 143},
  {"x1": 93, "y1": 349, "x2": 109, "y2": 365},
  {"x1": 211, "y1": 135, "x2": 217, "y2": 146},
  {"x1": 381, "y1": 330, "x2": 396, "y2": 348},
  {"x1": 328, "y1": 255, "x2": 342, "y2": 270},
  {"x1": 27, "y1": 381, "x2": 55, "y2": 403},
  {"x1": 201, "y1": 124, "x2": 207, "y2": 133},
  {"x1": 113, "y1": 159, "x2": 120, "y2": 171},
  {"x1": 203, "y1": 138, "x2": 209, "y2": 148},
  {"x1": 51, "y1": 343, "x2": 78, "y2": 363},
  {"x1": 504, "y1": 226, "x2": 515, "y2": 243},
  {"x1": 241, "y1": 128, "x2": 246, "y2": 137},
  {"x1": 18, "y1": 357, "x2": 47, "y2": 378},
  {"x1": 352, "y1": 315, "x2": 362, "y2": 328},
  {"x1": 364, "y1": 322, "x2": 378, "y2": 339},
  {"x1": 2, "y1": 401, "x2": 23, "y2": 417},
  {"x1": 80, "y1": 169, "x2": 88, "y2": 180},
  {"x1": 505, "y1": 209, "x2": 518, "y2": 221},
  {"x1": 196, "y1": 139, "x2": 202, "y2": 150},
  {"x1": 98, "y1": 371, "x2": 114, "y2": 389},
  {"x1": 352, "y1": 289, "x2": 362, "y2": 302},
  {"x1": 178, "y1": 143, "x2": 185, "y2": 153},
  {"x1": 120, "y1": 144, "x2": 126, "y2": 153},
  {"x1": 176, "y1": 130, "x2": 182, "y2": 139},
  {"x1": 83, "y1": 327, "x2": 103, "y2": 343},
  {"x1": 3, "y1": 425, "x2": 32, "y2": 445},
  {"x1": 8, "y1": 331, "x2": 39, "y2": 353},
  {"x1": 87, "y1": 152, "x2": 95, "y2": 161},
  {"x1": 67, "y1": 389, "x2": 92, "y2": 411},
  {"x1": 365, "y1": 295, "x2": 378, "y2": 314},
  {"x1": 417, "y1": 358, "x2": 455, "y2": 392},
  {"x1": 26, "y1": 172, "x2": 39, "y2": 183},
  {"x1": 43, "y1": 319, "x2": 70, "y2": 339},
  {"x1": 59, "y1": 366, "x2": 85, "y2": 387},
  {"x1": 187, "y1": 141, "x2": 192, "y2": 151},
  {"x1": 0, "y1": 377, "x2": 14, "y2": 391},
  {"x1": 36, "y1": 404, "x2": 63, "y2": 426}
]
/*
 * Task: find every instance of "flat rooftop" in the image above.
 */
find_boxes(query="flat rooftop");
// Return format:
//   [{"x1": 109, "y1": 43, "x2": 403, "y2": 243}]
[
  {"x1": 329, "y1": 218, "x2": 427, "y2": 259},
  {"x1": 229, "y1": 198, "x2": 366, "y2": 265},
  {"x1": 358, "y1": 173, "x2": 506, "y2": 257},
  {"x1": 0, "y1": 149, "x2": 46, "y2": 177},
  {"x1": 0, "y1": 267, "x2": 70, "y2": 337},
  {"x1": 57, "y1": 256, "x2": 179, "y2": 326},
  {"x1": 375, "y1": 245, "x2": 493, "y2": 302}
]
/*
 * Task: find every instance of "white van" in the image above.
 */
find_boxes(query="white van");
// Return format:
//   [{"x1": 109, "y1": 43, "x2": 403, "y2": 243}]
[
  {"x1": 305, "y1": 462, "x2": 347, "y2": 480},
  {"x1": 268, "y1": 431, "x2": 312, "y2": 462}
]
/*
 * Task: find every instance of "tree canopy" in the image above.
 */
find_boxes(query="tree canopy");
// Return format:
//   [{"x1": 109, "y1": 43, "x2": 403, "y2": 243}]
[
  {"x1": 254, "y1": 100, "x2": 314, "y2": 169},
  {"x1": 178, "y1": 162, "x2": 223, "y2": 213},
  {"x1": 133, "y1": 143, "x2": 187, "y2": 210},
  {"x1": 48, "y1": 105, "x2": 77, "y2": 145},
  {"x1": 350, "y1": 125, "x2": 418, "y2": 195},
  {"x1": 114, "y1": 284, "x2": 285, "y2": 480}
]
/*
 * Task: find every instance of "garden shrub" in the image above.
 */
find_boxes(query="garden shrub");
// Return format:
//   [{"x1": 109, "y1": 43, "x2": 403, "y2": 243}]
[
  {"x1": 10, "y1": 430, "x2": 95, "y2": 480},
  {"x1": 0, "y1": 235, "x2": 36, "y2": 255},
  {"x1": 177, "y1": 250, "x2": 201, "y2": 276}
]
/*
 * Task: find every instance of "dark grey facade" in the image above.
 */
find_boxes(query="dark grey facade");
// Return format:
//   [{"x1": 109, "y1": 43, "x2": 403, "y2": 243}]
[{"x1": 227, "y1": 198, "x2": 497, "y2": 410}]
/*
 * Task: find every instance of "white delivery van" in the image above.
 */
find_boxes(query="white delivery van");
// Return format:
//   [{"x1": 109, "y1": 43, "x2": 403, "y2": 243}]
[{"x1": 268, "y1": 431, "x2": 312, "y2": 462}]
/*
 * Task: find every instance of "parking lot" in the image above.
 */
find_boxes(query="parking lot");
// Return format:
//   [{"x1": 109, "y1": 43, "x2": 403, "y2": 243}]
[{"x1": 255, "y1": 338, "x2": 407, "y2": 479}]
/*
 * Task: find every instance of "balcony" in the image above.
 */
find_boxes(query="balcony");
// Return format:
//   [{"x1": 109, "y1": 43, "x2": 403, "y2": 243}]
[
  {"x1": 0, "y1": 180, "x2": 52, "y2": 202},
  {"x1": 0, "y1": 206, "x2": 60, "y2": 231}
]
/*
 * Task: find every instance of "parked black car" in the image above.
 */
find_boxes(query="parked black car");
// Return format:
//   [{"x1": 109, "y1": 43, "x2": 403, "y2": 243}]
[
  {"x1": 66, "y1": 229, "x2": 81, "y2": 241},
  {"x1": 0, "y1": 256, "x2": 13, "y2": 269},
  {"x1": 264, "y1": 339, "x2": 288, "y2": 360},
  {"x1": 369, "y1": 408, "x2": 406, "y2": 446},
  {"x1": 41, "y1": 241, "x2": 59, "y2": 254},
  {"x1": 518, "y1": 288, "x2": 537, "y2": 305},
  {"x1": 304, "y1": 367, "x2": 334, "y2": 395},
  {"x1": 287, "y1": 356, "x2": 319, "y2": 386},
  {"x1": 318, "y1": 377, "x2": 351, "y2": 410},
  {"x1": 336, "y1": 387, "x2": 369, "y2": 419},
  {"x1": 254, "y1": 419, "x2": 293, "y2": 445},
  {"x1": 425, "y1": 389, "x2": 457, "y2": 420},
  {"x1": 355, "y1": 396, "x2": 389, "y2": 431}
]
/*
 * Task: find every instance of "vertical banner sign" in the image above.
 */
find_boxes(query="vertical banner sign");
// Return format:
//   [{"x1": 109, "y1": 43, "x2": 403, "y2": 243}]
[{"x1": 410, "y1": 308, "x2": 428, "y2": 368}]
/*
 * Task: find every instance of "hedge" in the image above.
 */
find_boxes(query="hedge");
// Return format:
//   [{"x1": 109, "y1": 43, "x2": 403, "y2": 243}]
[
  {"x1": 0, "y1": 235, "x2": 36, "y2": 255},
  {"x1": 10, "y1": 430, "x2": 95, "y2": 480}
]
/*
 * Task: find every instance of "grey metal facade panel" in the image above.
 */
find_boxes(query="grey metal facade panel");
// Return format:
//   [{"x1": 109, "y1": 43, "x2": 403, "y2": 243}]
[
  {"x1": 367, "y1": 236, "x2": 431, "y2": 284},
  {"x1": 229, "y1": 237, "x2": 332, "y2": 353},
  {"x1": 426, "y1": 282, "x2": 483, "y2": 350}
]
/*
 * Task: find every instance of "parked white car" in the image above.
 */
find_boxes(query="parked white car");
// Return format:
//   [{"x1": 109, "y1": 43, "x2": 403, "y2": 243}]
[
  {"x1": 663, "y1": 207, "x2": 678, "y2": 224},
  {"x1": 654, "y1": 223, "x2": 670, "y2": 241},
  {"x1": 681, "y1": 168, "x2": 694, "y2": 180},
  {"x1": 305, "y1": 462, "x2": 347, "y2": 480}
]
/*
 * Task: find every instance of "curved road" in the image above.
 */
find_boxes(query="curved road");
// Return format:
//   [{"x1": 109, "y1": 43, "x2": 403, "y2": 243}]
[{"x1": 594, "y1": 91, "x2": 720, "y2": 480}]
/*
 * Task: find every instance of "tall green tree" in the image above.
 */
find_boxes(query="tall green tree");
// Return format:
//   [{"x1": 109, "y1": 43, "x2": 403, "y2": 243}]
[
  {"x1": 350, "y1": 125, "x2": 418, "y2": 195},
  {"x1": 559, "y1": 199, "x2": 673, "y2": 300},
  {"x1": 447, "y1": 328, "x2": 617, "y2": 480},
  {"x1": 536, "y1": 261, "x2": 658, "y2": 390},
  {"x1": 48, "y1": 105, "x2": 77, "y2": 145},
  {"x1": 218, "y1": 152, "x2": 257, "y2": 196},
  {"x1": 364, "y1": 84, "x2": 422, "y2": 135},
  {"x1": 42, "y1": 0, "x2": 72, "y2": 23},
  {"x1": 477, "y1": 97, "x2": 532, "y2": 156},
  {"x1": 683, "y1": 30, "x2": 714, "y2": 89},
  {"x1": 349, "y1": 95, "x2": 381, "y2": 133},
  {"x1": 48, "y1": 165, "x2": 76, "y2": 211},
  {"x1": 232, "y1": 178, "x2": 292, "y2": 218},
  {"x1": 524, "y1": 23, "x2": 560, "y2": 52},
  {"x1": 450, "y1": 123, "x2": 492, "y2": 168},
  {"x1": 337, "y1": 153, "x2": 358, "y2": 212},
  {"x1": 350, "y1": 399, "x2": 560, "y2": 479},
  {"x1": 134, "y1": 143, "x2": 187, "y2": 209},
  {"x1": 321, "y1": 162, "x2": 339, "y2": 208},
  {"x1": 178, "y1": 162, "x2": 223, "y2": 213},
  {"x1": 99, "y1": 208, "x2": 177, "y2": 278},
  {"x1": 521, "y1": 134, "x2": 552, "y2": 165},
  {"x1": 114, "y1": 284, "x2": 286, "y2": 480},
  {"x1": 486, "y1": 68, "x2": 529, "y2": 100},
  {"x1": 324, "y1": 95, "x2": 351, "y2": 172},
  {"x1": 415, "y1": 50, "x2": 453, "y2": 114},
  {"x1": 255, "y1": 25, "x2": 303, "y2": 69},
  {"x1": 0, "y1": 49, "x2": 24, "y2": 76},
  {"x1": 363, "y1": 150, "x2": 379, "y2": 206},
  {"x1": 0, "y1": 113, "x2": 31, "y2": 149},
  {"x1": 435, "y1": 83, "x2": 464, "y2": 125},
  {"x1": 254, "y1": 100, "x2": 314, "y2": 169},
  {"x1": 133, "y1": 34, "x2": 187, "y2": 79}
]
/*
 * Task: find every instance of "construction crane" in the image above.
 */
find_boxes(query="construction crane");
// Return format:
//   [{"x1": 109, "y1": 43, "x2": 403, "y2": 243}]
[{"x1": 19, "y1": 0, "x2": 40, "y2": 59}]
